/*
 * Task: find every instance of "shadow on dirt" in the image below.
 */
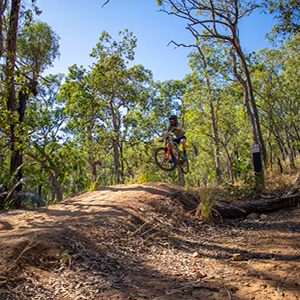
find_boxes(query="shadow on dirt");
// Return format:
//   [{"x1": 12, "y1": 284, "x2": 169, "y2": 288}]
[{"x1": 0, "y1": 182, "x2": 299, "y2": 299}]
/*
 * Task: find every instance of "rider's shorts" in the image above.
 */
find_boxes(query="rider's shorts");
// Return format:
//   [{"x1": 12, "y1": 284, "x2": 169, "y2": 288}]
[{"x1": 172, "y1": 136, "x2": 187, "y2": 145}]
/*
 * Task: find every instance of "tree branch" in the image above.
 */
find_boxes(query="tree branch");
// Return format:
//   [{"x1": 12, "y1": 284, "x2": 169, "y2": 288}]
[{"x1": 101, "y1": 0, "x2": 110, "y2": 8}]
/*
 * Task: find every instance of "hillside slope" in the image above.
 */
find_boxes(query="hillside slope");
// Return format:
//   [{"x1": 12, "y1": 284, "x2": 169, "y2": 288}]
[{"x1": 0, "y1": 182, "x2": 299, "y2": 300}]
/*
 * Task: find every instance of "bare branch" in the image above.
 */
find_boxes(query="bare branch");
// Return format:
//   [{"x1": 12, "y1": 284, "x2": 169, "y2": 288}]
[{"x1": 101, "y1": 0, "x2": 110, "y2": 9}]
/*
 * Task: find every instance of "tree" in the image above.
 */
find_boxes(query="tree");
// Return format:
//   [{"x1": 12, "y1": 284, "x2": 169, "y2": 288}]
[
  {"x1": 58, "y1": 64, "x2": 107, "y2": 186},
  {"x1": 156, "y1": 0, "x2": 267, "y2": 182},
  {"x1": 186, "y1": 44, "x2": 224, "y2": 183},
  {"x1": 59, "y1": 30, "x2": 153, "y2": 185},
  {"x1": 5, "y1": 0, "x2": 22, "y2": 184},
  {"x1": 90, "y1": 30, "x2": 154, "y2": 184},
  {"x1": 251, "y1": 34, "x2": 300, "y2": 169},
  {"x1": 265, "y1": 0, "x2": 300, "y2": 37},
  {"x1": 4, "y1": 13, "x2": 60, "y2": 189},
  {"x1": 0, "y1": 0, "x2": 8, "y2": 58},
  {"x1": 25, "y1": 74, "x2": 67, "y2": 203}
]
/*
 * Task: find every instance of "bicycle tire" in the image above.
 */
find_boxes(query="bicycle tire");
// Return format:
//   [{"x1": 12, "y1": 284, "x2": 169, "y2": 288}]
[
  {"x1": 154, "y1": 147, "x2": 176, "y2": 172},
  {"x1": 178, "y1": 151, "x2": 189, "y2": 174}
]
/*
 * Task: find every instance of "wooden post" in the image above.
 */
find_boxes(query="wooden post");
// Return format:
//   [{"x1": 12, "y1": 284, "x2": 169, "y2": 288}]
[{"x1": 251, "y1": 144, "x2": 264, "y2": 187}]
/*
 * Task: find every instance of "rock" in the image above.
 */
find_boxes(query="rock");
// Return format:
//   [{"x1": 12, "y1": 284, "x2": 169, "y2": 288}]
[
  {"x1": 260, "y1": 214, "x2": 268, "y2": 220},
  {"x1": 233, "y1": 253, "x2": 242, "y2": 261},
  {"x1": 72, "y1": 253, "x2": 80, "y2": 260},
  {"x1": 0, "y1": 222, "x2": 12, "y2": 230},
  {"x1": 192, "y1": 252, "x2": 200, "y2": 258},
  {"x1": 247, "y1": 213, "x2": 259, "y2": 219}
]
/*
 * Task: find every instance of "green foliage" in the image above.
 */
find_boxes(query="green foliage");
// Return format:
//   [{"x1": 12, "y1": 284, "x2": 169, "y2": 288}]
[
  {"x1": 265, "y1": 0, "x2": 300, "y2": 38},
  {"x1": 13, "y1": 190, "x2": 44, "y2": 209},
  {"x1": 17, "y1": 20, "x2": 60, "y2": 76},
  {"x1": 58, "y1": 30, "x2": 154, "y2": 185},
  {"x1": 0, "y1": 167, "x2": 21, "y2": 210},
  {"x1": 0, "y1": 166, "x2": 41, "y2": 210},
  {"x1": 1, "y1": 3, "x2": 300, "y2": 205}
]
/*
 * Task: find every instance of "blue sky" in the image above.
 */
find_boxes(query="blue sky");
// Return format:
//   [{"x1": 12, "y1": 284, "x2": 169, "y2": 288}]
[{"x1": 36, "y1": 0, "x2": 276, "y2": 81}]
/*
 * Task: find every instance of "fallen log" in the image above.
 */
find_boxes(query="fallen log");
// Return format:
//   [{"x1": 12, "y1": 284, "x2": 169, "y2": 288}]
[{"x1": 213, "y1": 193, "x2": 300, "y2": 219}]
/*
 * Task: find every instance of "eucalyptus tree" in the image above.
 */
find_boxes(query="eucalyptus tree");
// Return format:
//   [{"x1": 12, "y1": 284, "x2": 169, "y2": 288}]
[
  {"x1": 185, "y1": 66, "x2": 251, "y2": 184},
  {"x1": 3, "y1": 15, "x2": 59, "y2": 188},
  {"x1": 156, "y1": 0, "x2": 267, "y2": 180},
  {"x1": 4, "y1": 0, "x2": 22, "y2": 184},
  {"x1": 0, "y1": 0, "x2": 8, "y2": 58},
  {"x1": 58, "y1": 64, "x2": 106, "y2": 186},
  {"x1": 265, "y1": 0, "x2": 300, "y2": 37},
  {"x1": 90, "y1": 30, "x2": 154, "y2": 184},
  {"x1": 60, "y1": 30, "x2": 153, "y2": 185},
  {"x1": 251, "y1": 34, "x2": 300, "y2": 168},
  {"x1": 186, "y1": 43, "x2": 230, "y2": 183},
  {"x1": 25, "y1": 74, "x2": 67, "y2": 202}
]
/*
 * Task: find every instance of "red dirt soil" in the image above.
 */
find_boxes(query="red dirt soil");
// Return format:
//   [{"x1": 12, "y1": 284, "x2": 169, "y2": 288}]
[{"x1": 0, "y1": 182, "x2": 299, "y2": 299}]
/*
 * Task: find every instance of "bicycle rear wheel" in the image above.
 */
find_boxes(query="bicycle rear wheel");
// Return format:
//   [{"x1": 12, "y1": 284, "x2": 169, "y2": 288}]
[
  {"x1": 154, "y1": 147, "x2": 176, "y2": 171},
  {"x1": 178, "y1": 151, "x2": 189, "y2": 174}
]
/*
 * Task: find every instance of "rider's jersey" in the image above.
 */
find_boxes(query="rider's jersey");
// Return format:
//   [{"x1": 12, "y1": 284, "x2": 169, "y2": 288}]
[{"x1": 168, "y1": 122, "x2": 185, "y2": 138}]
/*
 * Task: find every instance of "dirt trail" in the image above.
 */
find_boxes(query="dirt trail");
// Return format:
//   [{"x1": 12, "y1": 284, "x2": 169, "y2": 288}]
[{"x1": 0, "y1": 182, "x2": 299, "y2": 300}]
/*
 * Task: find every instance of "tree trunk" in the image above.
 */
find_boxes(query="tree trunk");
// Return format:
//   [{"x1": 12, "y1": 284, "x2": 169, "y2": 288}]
[
  {"x1": 213, "y1": 193, "x2": 300, "y2": 219},
  {"x1": 177, "y1": 165, "x2": 185, "y2": 187},
  {"x1": 196, "y1": 45, "x2": 222, "y2": 183},
  {"x1": 0, "y1": 0, "x2": 7, "y2": 58},
  {"x1": 113, "y1": 137, "x2": 120, "y2": 184},
  {"x1": 120, "y1": 142, "x2": 124, "y2": 184},
  {"x1": 51, "y1": 175, "x2": 63, "y2": 202},
  {"x1": 277, "y1": 157, "x2": 283, "y2": 173},
  {"x1": 233, "y1": 42, "x2": 267, "y2": 168},
  {"x1": 224, "y1": 148, "x2": 234, "y2": 183},
  {"x1": 284, "y1": 130, "x2": 296, "y2": 169},
  {"x1": 10, "y1": 83, "x2": 35, "y2": 190},
  {"x1": 90, "y1": 161, "x2": 97, "y2": 185},
  {"x1": 88, "y1": 153, "x2": 97, "y2": 185},
  {"x1": 230, "y1": 51, "x2": 258, "y2": 144},
  {"x1": 109, "y1": 99, "x2": 120, "y2": 184},
  {"x1": 5, "y1": 0, "x2": 21, "y2": 187},
  {"x1": 25, "y1": 151, "x2": 63, "y2": 203},
  {"x1": 230, "y1": 49, "x2": 265, "y2": 184},
  {"x1": 269, "y1": 109, "x2": 287, "y2": 161},
  {"x1": 210, "y1": 100, "x2": 222, "y2": 183},
  {"x1": 89, "y1": 154, "x2": 102, "y2": 186}
]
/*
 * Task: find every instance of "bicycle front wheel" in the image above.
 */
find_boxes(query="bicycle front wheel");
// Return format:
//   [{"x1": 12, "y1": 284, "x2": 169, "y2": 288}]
[
  {"x1": 154, "y1": 147, "x2": 176, "y2": 172},
  {"x1": 178, "y1": 151, "x2": 189, "y2": 174}
]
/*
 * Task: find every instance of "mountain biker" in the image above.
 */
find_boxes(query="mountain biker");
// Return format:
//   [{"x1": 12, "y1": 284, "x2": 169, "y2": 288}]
[{"x1": 159, "y1": 115, "x2": 187, "y2": 160}]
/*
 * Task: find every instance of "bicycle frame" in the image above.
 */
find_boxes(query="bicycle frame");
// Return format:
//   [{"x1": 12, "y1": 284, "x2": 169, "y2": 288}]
[
  {"x1": 154, "y1": 136, "x2": 189, "y2": 174},
  {"x1": 165, "y1": 136, "x2": 179, "y2": 163}
]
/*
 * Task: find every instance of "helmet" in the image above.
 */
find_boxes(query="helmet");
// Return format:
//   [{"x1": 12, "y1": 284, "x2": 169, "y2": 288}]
[{"x1": 168, "y1": 115, "x2": 178, "y2": 126}]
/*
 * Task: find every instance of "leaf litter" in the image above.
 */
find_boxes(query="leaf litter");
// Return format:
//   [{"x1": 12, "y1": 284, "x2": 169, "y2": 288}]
[{"x1": 0, "y1": 182, "x2": 299, "y2": 299}]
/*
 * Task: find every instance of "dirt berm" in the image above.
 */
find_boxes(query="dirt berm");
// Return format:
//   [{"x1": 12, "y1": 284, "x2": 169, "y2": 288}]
[{"x1": 0, "y1": 182, "x2": 299, "y2": 299}]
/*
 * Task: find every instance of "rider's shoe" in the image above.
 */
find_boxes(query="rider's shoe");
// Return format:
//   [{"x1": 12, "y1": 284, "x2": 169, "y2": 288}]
[
  {"x1": 183, "y1": 155, "x2": 187, "y2": 160},
  {"x1": 169, "y1": 157, "x2": 175, "y2": 163}
]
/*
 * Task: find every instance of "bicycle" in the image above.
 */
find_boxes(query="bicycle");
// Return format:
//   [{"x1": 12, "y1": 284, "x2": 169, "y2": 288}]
[{"x1": 154, "y1": 136, "x2": 189, "y2": 174}]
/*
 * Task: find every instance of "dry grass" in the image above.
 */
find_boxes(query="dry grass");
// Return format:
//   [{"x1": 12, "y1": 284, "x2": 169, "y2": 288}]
[
  {"x1": 187, "y1": 157, "x2": 300, "y2": 222},
  {"x1": 264, "y1": 158, "x2": 300, "y2": 194}
]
